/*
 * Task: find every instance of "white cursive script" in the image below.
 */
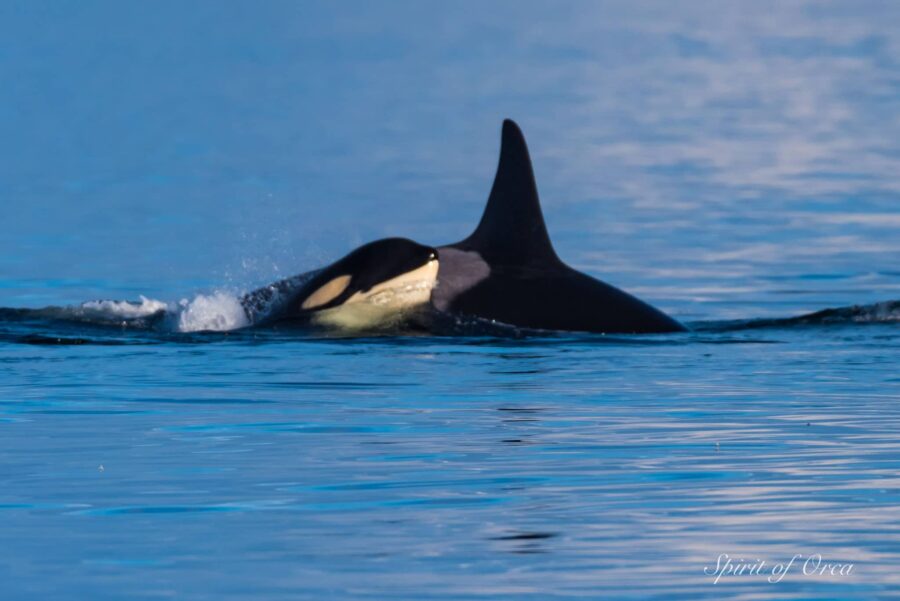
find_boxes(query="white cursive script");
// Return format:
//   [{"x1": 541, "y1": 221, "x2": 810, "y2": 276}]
[{"x1": 704, "y1": 553, "x2": 854, "y2": 584}]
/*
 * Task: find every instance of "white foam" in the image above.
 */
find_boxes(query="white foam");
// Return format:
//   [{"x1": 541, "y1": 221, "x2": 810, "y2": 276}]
[
  {"x1": 852, "y1": 301, "x2": 900, "y2": 323},
  {"x1": 80, "y1": 295, "x2": 169, "y2": 318},
  {"x1": 72, "y1": 291, "x2": 251, "y2": 332},
  {"x1": 174, "y1": 292, "x2": 250, "y2": 332}
]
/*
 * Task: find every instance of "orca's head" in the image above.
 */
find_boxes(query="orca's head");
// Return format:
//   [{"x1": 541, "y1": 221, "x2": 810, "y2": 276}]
[{"x1": 296, "y1": 238, "x2": 439, "y2": 325}]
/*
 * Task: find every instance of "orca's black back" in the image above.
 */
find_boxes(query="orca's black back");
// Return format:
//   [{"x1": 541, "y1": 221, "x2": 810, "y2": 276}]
[
  {"x1": 440, "y1": 119, "x2": 685, "y2": 334},
  {"x1": 444, "y1": 264, "x2": 684, "y2": 334}
]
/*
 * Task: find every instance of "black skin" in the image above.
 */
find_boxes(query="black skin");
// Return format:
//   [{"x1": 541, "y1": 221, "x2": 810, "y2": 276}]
[
  {"x1": 432, "y1": 119, "x2": 687, "y2": 334},
  {"x1": 241, "y1": 238, "x2": 437, "y2": 325},
  {"x1": 434, "y1": 257, "x2": 684, "y2": 334}
]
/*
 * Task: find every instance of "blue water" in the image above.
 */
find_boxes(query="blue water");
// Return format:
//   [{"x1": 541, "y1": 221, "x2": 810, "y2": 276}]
[{"x1": 2, "y1": 1, "x2": 899, "y2": 599}]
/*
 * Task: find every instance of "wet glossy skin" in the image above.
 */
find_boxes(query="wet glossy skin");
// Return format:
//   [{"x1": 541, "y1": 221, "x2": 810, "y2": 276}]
[
  {"x1": 240, "y1": 238, "x2": 438, "y2": 327},
  {"x1": 432, "y1": 120, "x2": 686, "y2": 334}
]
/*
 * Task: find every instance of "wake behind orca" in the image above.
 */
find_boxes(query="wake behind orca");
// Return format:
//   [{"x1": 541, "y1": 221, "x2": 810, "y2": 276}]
[{"x1": 240, "y1": 119, "x2": 685, "y2": 335}]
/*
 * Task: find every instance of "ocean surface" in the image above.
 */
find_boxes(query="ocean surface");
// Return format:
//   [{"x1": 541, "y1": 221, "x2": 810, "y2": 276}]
[{"x1": 1, "y1": 1, "x2": 898, "y2": 599}]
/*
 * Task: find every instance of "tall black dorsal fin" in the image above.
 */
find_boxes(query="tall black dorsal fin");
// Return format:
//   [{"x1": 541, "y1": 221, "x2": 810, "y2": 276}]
[{"x1": 453, "y1": 119, "x2": 560, "y2": 266}]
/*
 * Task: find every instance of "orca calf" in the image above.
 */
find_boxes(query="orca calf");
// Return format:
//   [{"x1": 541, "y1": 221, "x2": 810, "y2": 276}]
[
  {"x1": 241, "y1": 120, "x2": 685, "y2": 335},
  {"x1": 241, "y1": 238, "x2": 439, "y2": 331}
]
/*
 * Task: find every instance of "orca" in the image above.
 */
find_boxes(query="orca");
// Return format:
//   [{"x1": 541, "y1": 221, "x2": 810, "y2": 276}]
[
  {"x1": 430, "y1": 119, "x2": 686, "y2": 334},
  {"x1": 241, "y1": 237, "x2": 439, "y2": 331},
  {"x1": 241, "y1": 119, "x2": 684, "y2": 335}
]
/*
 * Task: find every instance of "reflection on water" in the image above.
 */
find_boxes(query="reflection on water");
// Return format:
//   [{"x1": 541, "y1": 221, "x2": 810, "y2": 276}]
[
  {"x1": 1, "y1": 327, "x2": 898, "y2": 599},
  {"x1": 1, "y1": 1, "x2": 899, "y2": 599}
]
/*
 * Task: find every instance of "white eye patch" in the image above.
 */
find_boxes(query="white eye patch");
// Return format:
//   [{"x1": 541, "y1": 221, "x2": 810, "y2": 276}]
[{"x1": 301, "y1": 274, "x2": 352, "y2": 310}]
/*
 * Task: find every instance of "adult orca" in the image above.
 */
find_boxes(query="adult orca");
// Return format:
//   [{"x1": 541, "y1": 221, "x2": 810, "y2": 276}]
[
  {"x1": 431, "y1": 119, "x2": 686, "y2": 334},
  {"x1": 241, "y1": 238, "x2": 439, "y2": 330}
]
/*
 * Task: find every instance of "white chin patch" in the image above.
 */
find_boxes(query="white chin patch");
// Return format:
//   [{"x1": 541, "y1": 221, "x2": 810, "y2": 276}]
[{"x1": 311, "y1": 259, "x2": 439, "y2": 331}]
